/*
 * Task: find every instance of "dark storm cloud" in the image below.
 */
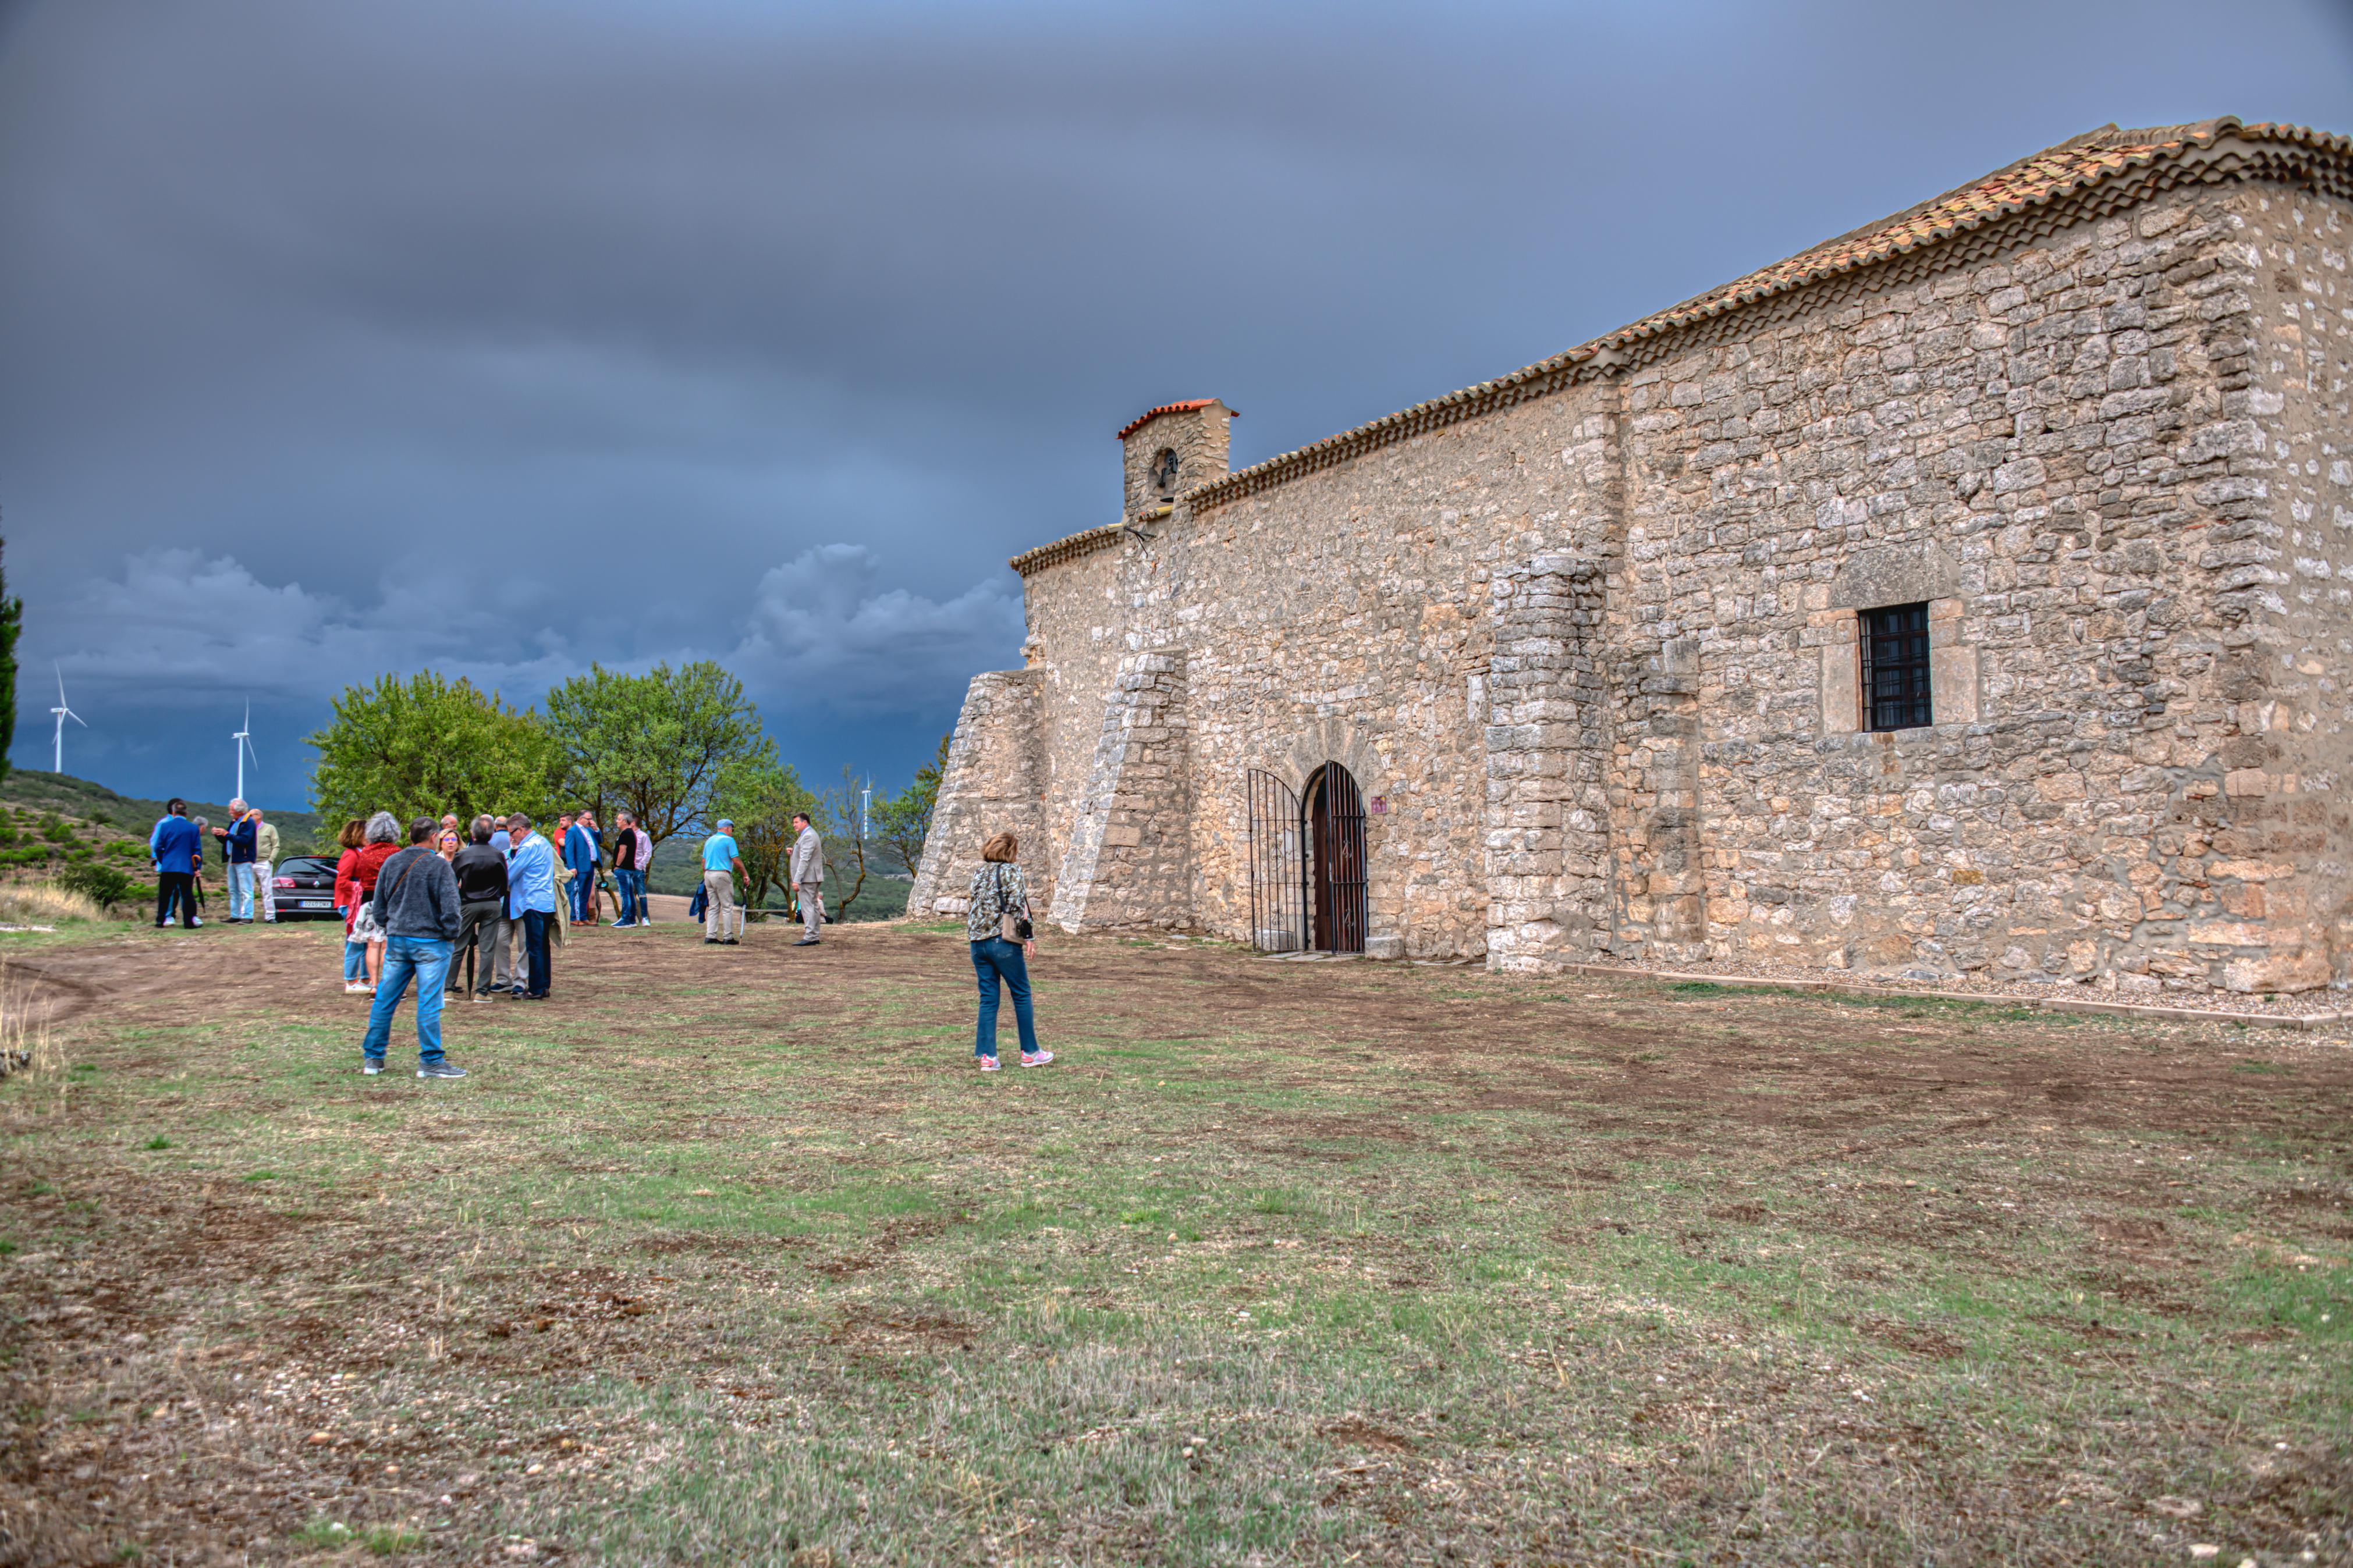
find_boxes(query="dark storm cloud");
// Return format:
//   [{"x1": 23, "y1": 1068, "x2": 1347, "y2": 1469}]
[{"x1": 3, "y1": 0, "x2": 2350, "y2": 805}]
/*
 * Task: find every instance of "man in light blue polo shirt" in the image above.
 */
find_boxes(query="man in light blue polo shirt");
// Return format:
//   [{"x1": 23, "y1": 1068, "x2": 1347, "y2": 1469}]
[
  {"x1": 702, "y1": 819, "x2": 743, "y2": 945},
  {"x1": 503, "y1": 812, "x2": 559, "y2": 998}
]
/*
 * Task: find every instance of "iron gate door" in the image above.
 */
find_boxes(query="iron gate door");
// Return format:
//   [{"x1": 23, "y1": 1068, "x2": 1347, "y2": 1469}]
[
  {"x1": 1246, "y1": 769, "x2": 1305, "y2": 953},
  {"x1": 1307, "y1": 763, "x2": 1367, "y2": 954}
]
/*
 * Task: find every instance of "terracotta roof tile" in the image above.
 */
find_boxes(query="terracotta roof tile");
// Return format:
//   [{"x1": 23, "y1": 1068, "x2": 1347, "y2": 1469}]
[{"x1": 1116, "y1": 400, "x2": 1226, "y2": 441}]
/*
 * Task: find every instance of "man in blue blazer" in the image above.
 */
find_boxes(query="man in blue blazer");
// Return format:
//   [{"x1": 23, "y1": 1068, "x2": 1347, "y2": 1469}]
[
  {"x1": 148, "y1": 799, "x2": 204, "y2": 929},
  {"x1": 563, "y1": 809, "x2": 602, "y2": 925}
]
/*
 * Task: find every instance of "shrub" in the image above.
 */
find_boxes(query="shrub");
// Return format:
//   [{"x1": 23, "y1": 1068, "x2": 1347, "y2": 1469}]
[
  {"x1": 55, "y1": 863, "x2": 137, "y2": 913},
  {"x1": 40, "y1": 817, "x2": 74, "y2": 845}
]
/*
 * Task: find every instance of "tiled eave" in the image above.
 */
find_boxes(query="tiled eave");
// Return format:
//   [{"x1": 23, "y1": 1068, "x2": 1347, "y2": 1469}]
[
  {"x1": 1010, "y1": 522, "x2": 1127, "y2": 578},
  {"x1": 1165, "y1": 117, "x2": 2352, "y2": 516},
  {"x1": 1004, "y1": 118, "x2": 2349, "y2": 577}
]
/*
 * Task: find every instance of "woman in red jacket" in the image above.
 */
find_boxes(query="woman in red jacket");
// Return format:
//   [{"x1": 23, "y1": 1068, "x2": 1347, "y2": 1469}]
[
  {"x1": 333, "y1": 818, "x2": 368, "y2": 992},
  {"x1": 339, "y1": 814, "x2": 402, "y2": 994}
]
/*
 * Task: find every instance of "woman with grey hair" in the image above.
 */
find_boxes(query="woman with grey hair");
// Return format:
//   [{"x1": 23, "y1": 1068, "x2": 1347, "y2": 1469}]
[
  {"x1": 346, "y1": 811, "x2": 403, "y2": 993},
  {"x1": 186, "y1": 817, "x2": 211, "y2": 918}
]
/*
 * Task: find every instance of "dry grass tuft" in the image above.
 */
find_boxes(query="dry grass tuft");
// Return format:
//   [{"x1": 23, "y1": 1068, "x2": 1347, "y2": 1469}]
[
  {"x1": 0, "y1": 963, "x2": 59, "y2": 1077},
  {"x1": 0, "y1": 881, "x2": 103, "y2": 926}
]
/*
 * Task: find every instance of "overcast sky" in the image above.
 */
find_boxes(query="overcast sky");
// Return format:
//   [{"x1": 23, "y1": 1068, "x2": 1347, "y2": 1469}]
[{"x1": 3, "y1": 0, "x2": 2350, "y2": 812}]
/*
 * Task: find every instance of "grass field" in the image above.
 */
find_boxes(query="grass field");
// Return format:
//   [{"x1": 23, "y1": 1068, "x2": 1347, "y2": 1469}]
[{"x1": 0, "y1": 917, "x2": 2347, "y2": 1566}]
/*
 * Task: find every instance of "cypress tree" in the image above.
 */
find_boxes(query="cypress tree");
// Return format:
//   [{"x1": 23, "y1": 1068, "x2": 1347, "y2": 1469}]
[{"x1": 0, "y1": 536, "x2": 19, "y2": 781}]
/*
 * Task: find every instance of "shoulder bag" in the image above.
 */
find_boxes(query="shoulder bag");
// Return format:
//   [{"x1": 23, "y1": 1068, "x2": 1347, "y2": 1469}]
[
  {"x1": 993, "y1": 864, "x2": 1032, "y2": 943},
  {"x1": 354, "y1": 853, "x2": 421, "y2": 943}
]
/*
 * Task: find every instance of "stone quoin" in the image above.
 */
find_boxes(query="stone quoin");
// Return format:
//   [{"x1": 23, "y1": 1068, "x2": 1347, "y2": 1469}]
[{"x1": 909, "y1": 118, "x2": 2353, "y2": 997}]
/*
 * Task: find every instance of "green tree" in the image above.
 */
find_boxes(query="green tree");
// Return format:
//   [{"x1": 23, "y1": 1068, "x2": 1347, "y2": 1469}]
[
  {"x1": 308, "y1": 672, "x2": 562, "y2": 835},
  {"x1": 710, "y1": 748, "x2": 815, "y2": 917},
  {"x1": 542, "y1": 662, "x2": 765, "y2": 851},
  {"x1": 870, "y1": 731, "x2": 949, "y2": 877},
  {"x1": 0, "y1": 536, "x2": 21, "y2": 781},
  {"x1": 815, "y1": 766, "x2": 873, "y2": 922}
]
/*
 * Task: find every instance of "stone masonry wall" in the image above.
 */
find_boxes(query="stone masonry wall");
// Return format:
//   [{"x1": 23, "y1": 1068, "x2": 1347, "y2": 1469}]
[
  {"x1": 995, "y1": 534, "x2": 1135, "y2": 916},
  {"x1": 1158, "y1": 384, "x2": 1624, "y2": 958},
  {"x1": 1609, "y1": 180, "x2": 2351, "y2": 993},
  {"x1": 952, "y1": 163, "x2": 2352, "y2": 991},
  {"x1": 2227, "y1": 186, "x2": 2353, "y2": 989}
]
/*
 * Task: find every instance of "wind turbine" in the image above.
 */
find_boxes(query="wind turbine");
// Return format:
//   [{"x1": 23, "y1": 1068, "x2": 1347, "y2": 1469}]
[
  {"x1": 50, "y1": 664, "x2": 86, "y2": 775},
  {"x1": 232, "y1": 700, "x2": 258, "y2": 803}
]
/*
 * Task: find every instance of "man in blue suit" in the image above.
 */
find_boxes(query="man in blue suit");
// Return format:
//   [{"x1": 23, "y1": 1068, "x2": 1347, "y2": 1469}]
[
  {"x1": 148, "y1": 798, "x2": 204, "y2": 929},
  {"x1": 562, "y1": 809, "x2": 602, "y2": 925}
]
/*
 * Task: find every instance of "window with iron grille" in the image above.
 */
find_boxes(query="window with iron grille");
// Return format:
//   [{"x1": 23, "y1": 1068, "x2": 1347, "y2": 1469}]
[{"x1": 1860, "y1": 602, "x2": 1933, "y2": 731}]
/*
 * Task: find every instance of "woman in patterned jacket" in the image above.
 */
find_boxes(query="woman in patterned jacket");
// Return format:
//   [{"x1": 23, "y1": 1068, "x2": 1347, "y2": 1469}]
[{"x1": 966, "y1": 833, "x2": 1051, "y2": 1072}]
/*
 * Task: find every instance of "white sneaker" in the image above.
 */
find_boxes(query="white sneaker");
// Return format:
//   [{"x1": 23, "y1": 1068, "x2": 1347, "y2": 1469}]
[
  {"x1": 189, "y1": 917, "x2": 204, "y2": 928},
  {"x1": 343, "y1": 982, "x2": 367, "y2": 994}
]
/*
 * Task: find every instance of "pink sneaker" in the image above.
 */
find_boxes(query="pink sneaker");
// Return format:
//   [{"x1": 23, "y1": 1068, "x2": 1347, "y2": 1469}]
[
  {"x1": 978, "y1": 1055, "x2": 1000, "y2": 1072},
  {"x1": 1020, "y1": 1050, "x2": 1053, "y2": 1068}
]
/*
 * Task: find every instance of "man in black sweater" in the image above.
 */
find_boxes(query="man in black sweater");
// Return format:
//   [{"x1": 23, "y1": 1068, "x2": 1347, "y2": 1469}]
[
  {"x1": 450, "y1": 816, "x2": 510, "y2": 1004},
  {"x1": 358, "y1": 816, "x2": 468, "y2": 1079}
]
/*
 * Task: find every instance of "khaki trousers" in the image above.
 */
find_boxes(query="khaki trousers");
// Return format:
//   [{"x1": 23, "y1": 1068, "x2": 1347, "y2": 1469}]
[
  {"x1": 703, "y1": 870, "x2": 737, "y2": 939},
  {"x1": 798, "y1": 881, "x2": 824, "y2": 939}
]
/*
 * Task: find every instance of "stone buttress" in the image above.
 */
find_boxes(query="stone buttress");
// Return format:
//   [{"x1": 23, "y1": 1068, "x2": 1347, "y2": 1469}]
[
  {"x1": 906, "y1": 670, "x2": 1048, "y2": 917},
  {"x1": 1048, "y1": 651, "x2": 1194, "y2": 932}
]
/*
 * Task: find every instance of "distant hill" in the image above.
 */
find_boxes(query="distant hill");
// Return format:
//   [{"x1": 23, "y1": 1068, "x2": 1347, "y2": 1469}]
[{"x1": 0, "y1": 769, "x2": 322, "y2": 848}]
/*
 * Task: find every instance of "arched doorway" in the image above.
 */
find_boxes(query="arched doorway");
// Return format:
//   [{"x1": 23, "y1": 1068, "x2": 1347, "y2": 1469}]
[{"x1": 1302, "y1": 762, "x2": 1367, "y2": 954}]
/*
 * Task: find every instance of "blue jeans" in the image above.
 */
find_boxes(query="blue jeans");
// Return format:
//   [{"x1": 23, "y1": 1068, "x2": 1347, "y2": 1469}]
[
  {"x1": 971, "y1": 938, "x2": 1039, "y2": 1059},
  {"x1": 616, "y1": 867, "x2": 643, "y2": 924},
  {"x1": 360, "y1": 936, "x2": 452, "y2": 1067},
  {"x1": 519, "y1": 909, "x2": 551, "y2": 997},
  {"x1": 343, "y1": 934, "x2": 365, "y2": 982},
  {"x1": 228, "y1": 862, "x2": 255, "y2": 919}
]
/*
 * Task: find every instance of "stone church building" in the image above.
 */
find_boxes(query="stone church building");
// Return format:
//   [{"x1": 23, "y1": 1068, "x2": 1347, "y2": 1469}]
[{"x1": 910, "y1": 118, "x2": 2353, "y2": 995}]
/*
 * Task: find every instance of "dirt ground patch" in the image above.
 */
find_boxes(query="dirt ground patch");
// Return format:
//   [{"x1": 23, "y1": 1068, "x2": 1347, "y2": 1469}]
[{"x1": 1, "y1": 917, "x2": 2348, "y2": 1565}]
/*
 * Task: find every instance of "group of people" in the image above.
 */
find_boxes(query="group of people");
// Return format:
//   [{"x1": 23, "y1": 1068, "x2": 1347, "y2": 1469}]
[
  {"x1": 424, "y1": 805, "x2": 651, "y2": 929},
  {"x1": 535, "y1": 806, "x2": 653, "y2": 928},
  {"x1": 693, "y1": 810, "x2": 828, "y2": 946},
  {"x1": 148, "y1": 793, "x2": 1052, "y2": 1077},
  {"x1": 146, "y1": 797, "x2": 278, "y2": 927},
  {"x1": 326, "y1": 808, "x2": 581, "y2": 1078}
]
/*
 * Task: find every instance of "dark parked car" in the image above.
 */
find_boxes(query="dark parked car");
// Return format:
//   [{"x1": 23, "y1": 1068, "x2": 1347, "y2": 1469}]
[{"x1": 269, "y1": 855, "x2": 343, "y2": 920}]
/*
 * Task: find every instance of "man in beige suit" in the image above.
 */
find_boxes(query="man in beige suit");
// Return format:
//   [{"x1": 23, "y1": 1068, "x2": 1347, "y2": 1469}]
[
  {"x1": 250, "y1": 808, "x2": 281, "y2": 922},
  {"x1": 789, "y1": 811, "x2": 825, "y2": 946}
]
